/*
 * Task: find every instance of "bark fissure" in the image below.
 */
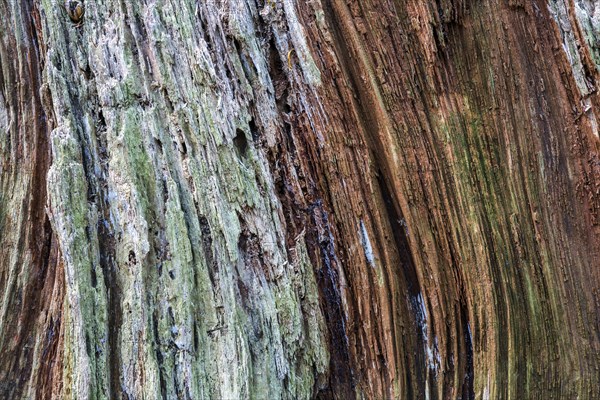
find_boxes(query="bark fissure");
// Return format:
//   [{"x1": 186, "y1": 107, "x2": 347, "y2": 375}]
[{"x1": 1, "y1": 0, "x2": 600, "y2": 398}]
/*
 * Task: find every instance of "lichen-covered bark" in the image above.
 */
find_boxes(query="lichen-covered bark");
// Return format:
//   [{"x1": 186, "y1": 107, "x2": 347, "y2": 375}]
[{"x1": 1, "y1": 0, "x2": 599, "y2": 399}]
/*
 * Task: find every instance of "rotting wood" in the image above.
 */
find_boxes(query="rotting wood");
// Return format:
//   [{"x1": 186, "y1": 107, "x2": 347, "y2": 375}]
[{"x1": 1, "y1": 0, "x2": 599, "y2": 399}]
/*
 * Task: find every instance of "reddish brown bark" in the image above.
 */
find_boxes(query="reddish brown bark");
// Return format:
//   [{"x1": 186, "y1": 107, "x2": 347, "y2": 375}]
[
  {"x1": 1, "y1": 0, "x2": 599, "y2": 398},
  {"x1": 0, "y1": 1, "x2": 62, "y2": 398}
]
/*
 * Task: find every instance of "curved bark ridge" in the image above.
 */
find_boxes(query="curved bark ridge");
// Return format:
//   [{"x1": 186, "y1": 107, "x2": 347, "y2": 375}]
[{"x1": 0, "y1": 0, "x2": 599, "y2": 399}]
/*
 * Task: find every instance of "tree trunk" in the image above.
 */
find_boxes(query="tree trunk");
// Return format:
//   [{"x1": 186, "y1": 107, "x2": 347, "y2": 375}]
[{"x1": 1, "y1": 0, "x2": 599, "y2": 398}]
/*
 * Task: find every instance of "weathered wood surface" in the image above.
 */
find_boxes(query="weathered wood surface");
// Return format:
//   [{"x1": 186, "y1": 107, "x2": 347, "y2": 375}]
[{"x1": 1, "y1": 0, "x2": 599, "y2": 398}]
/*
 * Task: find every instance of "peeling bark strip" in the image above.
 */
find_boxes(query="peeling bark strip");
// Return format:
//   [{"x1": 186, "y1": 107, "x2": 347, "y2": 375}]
[{"x1": 1, "y1": 0, "x2": 600, "y2": 398}]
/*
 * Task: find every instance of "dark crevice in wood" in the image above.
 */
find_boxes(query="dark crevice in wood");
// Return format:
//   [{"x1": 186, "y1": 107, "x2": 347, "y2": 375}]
[
  {"x1": 377, "y1": 172, "x2": 427, "y2": 396},
  {"x1": 152, "y1": 311, "x2": 168, "y2": 399},
  {"x1": 307, "y1": 203, "x2": 355, "y2": 399},
  {"x1": 460, "y1": 300, "x2": 475, "y2": 400},
  {"x1": 198, "y1": 214, "x2": 218, "y2": 290},
  {"x1": 94, "y1": 100, "x2": 123, "y2": 400},
  {"x1": 234, "y1": 128, "x2": 249, "y2": 157}
]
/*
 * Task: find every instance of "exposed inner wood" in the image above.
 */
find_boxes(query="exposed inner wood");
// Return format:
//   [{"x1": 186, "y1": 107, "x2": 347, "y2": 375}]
[{"x1": 1, "y1": 0, "x2": 599, "y2": 398}]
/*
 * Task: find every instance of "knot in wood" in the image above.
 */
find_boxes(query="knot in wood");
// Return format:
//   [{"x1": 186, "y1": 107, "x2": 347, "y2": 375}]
[{"x1": 65, "y1": 0, "x2": 84, "y2": 23}]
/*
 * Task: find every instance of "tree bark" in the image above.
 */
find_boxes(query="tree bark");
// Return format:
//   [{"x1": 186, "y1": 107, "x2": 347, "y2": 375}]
[{"x1": 1, "y1": 0, "x2": 599, "y2": 398}]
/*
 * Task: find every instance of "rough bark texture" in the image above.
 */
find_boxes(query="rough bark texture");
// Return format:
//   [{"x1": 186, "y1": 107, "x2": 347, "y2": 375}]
[{"x1": 1, "y1": 0, "x2": 599, "y2": 399}]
